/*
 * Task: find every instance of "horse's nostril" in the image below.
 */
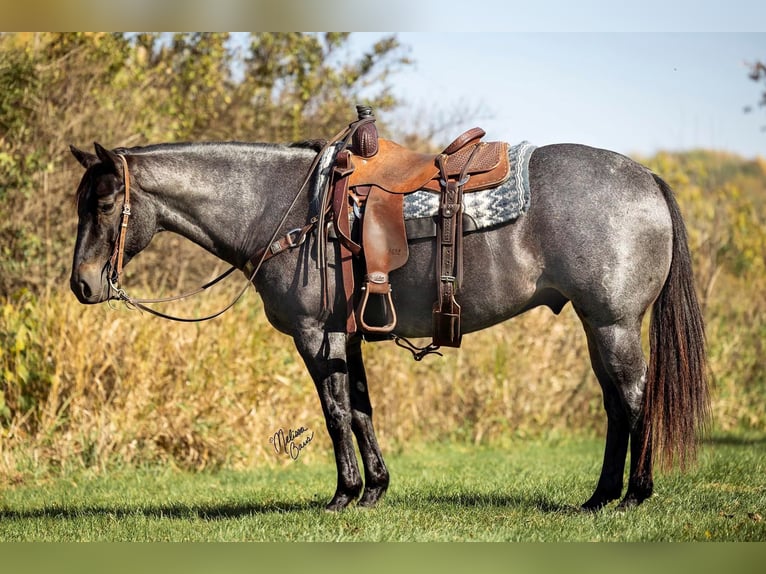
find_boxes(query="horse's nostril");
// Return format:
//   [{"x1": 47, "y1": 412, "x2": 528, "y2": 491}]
[
  {"x1": 80, "y1": 280, "x2": 93, "y2": 299},
  {"x1": 71, "y1": 261, "x2": 106, "y2": 303},
  {"x1": 71, "y1": 272, "x2": 97, "y2": 303}
]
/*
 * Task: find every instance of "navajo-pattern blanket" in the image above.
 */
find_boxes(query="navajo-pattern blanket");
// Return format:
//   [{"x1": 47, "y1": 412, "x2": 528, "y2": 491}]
[{"x1": 402, "y1": 140, "x2": 535, "y2": 229}]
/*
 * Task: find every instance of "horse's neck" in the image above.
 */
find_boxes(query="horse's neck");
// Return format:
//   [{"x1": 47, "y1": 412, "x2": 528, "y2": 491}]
[{"x1": 134, "y1": 144, "x2": 314, "y2": 268}]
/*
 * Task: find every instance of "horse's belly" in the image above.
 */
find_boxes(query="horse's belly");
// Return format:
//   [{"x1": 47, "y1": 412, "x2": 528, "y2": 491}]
[{"x1": 388, "y1": 228, "x2": 539, "y2": 337}]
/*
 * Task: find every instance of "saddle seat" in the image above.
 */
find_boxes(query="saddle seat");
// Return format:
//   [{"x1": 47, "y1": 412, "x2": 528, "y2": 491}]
[{"x1": 347, "y1": 129, "x2": 510, "y2": 194}]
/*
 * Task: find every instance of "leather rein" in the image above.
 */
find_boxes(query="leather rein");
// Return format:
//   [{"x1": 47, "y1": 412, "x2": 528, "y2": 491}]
[{"x1": 105, "y1": 123, "x2": 366, "y2": 323}]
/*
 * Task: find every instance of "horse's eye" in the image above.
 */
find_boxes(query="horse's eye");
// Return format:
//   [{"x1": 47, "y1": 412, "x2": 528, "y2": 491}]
[{"x1": 99, "y1": 202, "x2": 115, "y2": 214}]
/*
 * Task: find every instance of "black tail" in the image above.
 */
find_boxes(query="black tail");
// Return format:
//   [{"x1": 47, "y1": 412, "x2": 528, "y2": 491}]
[{"x1": 641, "y1": 174, "x2": 710, "y2": 471}]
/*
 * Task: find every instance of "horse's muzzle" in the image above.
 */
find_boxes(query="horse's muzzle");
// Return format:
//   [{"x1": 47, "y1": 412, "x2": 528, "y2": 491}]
[{"x1": 70, "y1": 262, "x2": 109, "y2": 304}]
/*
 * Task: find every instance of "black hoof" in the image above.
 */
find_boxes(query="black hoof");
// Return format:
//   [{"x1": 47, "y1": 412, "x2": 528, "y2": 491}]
[
  {"x1": 357, "y1": 485, "x2": 388, "y2": 508},
  {"x1": 581, "y1": 490, "x2": 621, "y2": 512},
  {"x1": 324, "y1": 489, "x2": 360, "y2": 512},
  {"x1": 616, "y1": 479, "x2": 653, "y2": 510},
  {"x1": 616, "y1": 491, "x2": 651, "y2": 511}
]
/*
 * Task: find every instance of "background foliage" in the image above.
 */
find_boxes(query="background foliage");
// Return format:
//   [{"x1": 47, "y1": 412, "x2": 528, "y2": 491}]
[{"x1": 1, "y1": 33, "x2": 764, "y2": 479}]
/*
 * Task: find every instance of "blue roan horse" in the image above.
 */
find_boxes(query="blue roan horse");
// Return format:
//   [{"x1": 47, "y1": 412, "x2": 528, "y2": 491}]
[{"x1": 69, "y1": 137, "x2": 709, "y2": 511}]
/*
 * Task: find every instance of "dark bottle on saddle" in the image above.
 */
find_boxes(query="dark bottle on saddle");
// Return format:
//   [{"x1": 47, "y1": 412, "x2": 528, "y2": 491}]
[{"x1": 351, "y1": 105, "x2": 379, "y2": 158}]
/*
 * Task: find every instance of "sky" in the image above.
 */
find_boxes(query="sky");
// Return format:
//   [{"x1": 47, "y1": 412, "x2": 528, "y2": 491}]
[
  {"x1": 350, "y1": 33, "x2": 766, "y2": 159},
  {"x1": 5, "y1": 2, "x2": 762, "y2": 159}
]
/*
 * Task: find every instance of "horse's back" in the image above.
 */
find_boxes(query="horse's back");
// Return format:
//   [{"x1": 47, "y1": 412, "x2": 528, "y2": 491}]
[{"x1": 390, "y1": 143, "x2": 673, "y2": 337}]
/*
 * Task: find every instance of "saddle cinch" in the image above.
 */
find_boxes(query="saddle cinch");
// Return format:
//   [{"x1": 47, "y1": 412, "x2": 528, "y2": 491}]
[{"x1": 331, "y1": 107, "x2": 511, "y2": 349}]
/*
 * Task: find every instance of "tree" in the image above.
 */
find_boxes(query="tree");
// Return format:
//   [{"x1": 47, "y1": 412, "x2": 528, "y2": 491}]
[
  {"x1": 744, "y1": 60, "x2": 766, "y2": 131},
  {"x1": 0, "y1": 32, "x2": 411, "y2": 297}
]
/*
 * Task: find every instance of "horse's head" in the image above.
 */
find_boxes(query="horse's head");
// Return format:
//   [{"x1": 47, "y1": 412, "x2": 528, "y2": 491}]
[{"x1": 69, "y1": 143, "x2": 155, "y2": 304}]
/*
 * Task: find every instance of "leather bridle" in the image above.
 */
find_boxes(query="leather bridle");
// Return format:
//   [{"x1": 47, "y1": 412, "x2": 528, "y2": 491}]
[
  {"x1": 104, "y1": 151, "x2": 307, "y2": 322},
  {"x1": 107, "y1": 154, "x2": 132, "y2": 292},
  {"x1": 103, "y1": 121, "x2": 365, "y2": 323}
]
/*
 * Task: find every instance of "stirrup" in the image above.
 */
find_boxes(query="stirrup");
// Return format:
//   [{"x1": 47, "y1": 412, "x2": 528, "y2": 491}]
[{"x1": 356, "y1": 274, "x2": 397, "y2": 334}]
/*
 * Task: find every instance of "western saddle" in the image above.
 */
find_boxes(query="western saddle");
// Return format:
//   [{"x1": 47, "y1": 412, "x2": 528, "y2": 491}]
[{"x1": 326, "y1": 106, "x2": 511, "y2": 350}]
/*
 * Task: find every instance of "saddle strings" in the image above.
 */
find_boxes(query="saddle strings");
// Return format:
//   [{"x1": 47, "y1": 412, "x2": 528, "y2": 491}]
[{"x1": 391, "y1": 334, "x2": 443, "y2": 361}]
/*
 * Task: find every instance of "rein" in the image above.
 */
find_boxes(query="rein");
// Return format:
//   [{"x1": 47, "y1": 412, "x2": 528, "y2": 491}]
[{"x1": 106, "y1": 121, "x2": 368, "y2": 323}]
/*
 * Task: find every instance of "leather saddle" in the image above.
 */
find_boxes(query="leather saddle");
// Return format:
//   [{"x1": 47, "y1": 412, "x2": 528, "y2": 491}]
[
  {"x1": 347, "y1": 132, "x2": 510, "y2": 194},
  {"x1": 331, "y1": 117, "x2": 511, "y2": 349}
]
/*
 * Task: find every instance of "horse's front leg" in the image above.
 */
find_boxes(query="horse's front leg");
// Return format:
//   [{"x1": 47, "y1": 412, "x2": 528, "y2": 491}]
[
  {"x1": 347, "y1": 335, "x2": 390, "y2": 507},
  {"x1": 294, "y1": 328, "x2": 362, "y2": 511}
]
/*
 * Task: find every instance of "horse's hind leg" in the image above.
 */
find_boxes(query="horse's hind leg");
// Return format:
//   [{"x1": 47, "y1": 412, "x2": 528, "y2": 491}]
[
  {"x1": 347, "y1": 336, "x2": 390, "y2": 507},
  {"x1": 581, "y1": 328, "x2": 629, "y2": 510},
  {"x1": 579, "y1": 318, "x2": 654, "y2": 510},
  {"x1": 294, "y1": 328, "x2": 362, "y2": 511}
]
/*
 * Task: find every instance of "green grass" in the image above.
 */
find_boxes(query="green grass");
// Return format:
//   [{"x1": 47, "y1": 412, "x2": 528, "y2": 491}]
[{"x1": 1, "y1": 434, "x2": 764, "y2": 541}]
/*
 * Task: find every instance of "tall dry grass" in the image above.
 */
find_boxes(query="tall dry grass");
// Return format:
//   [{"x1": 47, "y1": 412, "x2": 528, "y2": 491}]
[
  {"x1": 1, "y1": 270, "x2": 604, "y2": 480},
  {"x1": 3, "y1": 35, "x2": 763, "y2": 483},
  {"x1": 4, "y1": 254, "x2": 763, "y2": 483},
  {"x1": 4, "y1": 159, "x2": 766, "y2": 481}
]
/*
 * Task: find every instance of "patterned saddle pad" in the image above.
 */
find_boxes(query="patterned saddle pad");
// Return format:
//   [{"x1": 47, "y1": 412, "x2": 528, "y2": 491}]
[{"x1": 403, "y1": 140, "x2": 535, "y2": 234}]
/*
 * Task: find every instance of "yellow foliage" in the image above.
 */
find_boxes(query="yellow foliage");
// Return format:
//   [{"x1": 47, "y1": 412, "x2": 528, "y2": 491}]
[{"x1": 0, "y1": 35, "x2": 764, "y2": 479}]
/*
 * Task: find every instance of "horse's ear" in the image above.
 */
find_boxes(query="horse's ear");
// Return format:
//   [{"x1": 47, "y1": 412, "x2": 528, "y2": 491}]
[
  {"x1": 93, "y1": 142, "x2": 124, "y2": 177},
  {"x1": 70, "y1": 145, "x2": 99, "y2": 169}
]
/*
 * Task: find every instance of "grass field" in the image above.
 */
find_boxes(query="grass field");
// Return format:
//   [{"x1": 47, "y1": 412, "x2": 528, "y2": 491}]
[{"x1": 1, "y1": 433, "x2": 764, "y2": 542}]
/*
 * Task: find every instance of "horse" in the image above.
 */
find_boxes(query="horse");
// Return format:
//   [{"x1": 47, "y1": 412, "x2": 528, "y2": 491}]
[{"x1": 68, "y1": 137, "x2": 709, "y2": 512}]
